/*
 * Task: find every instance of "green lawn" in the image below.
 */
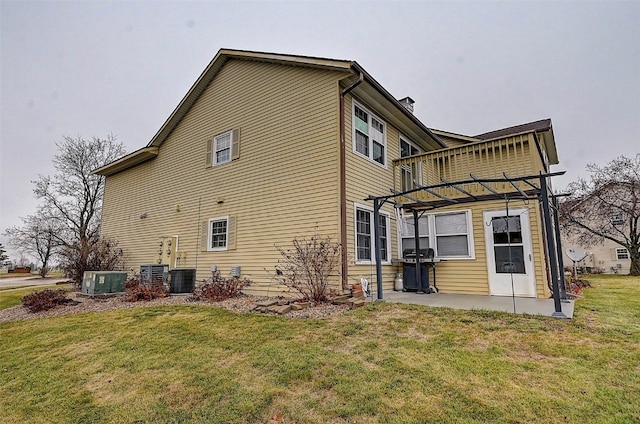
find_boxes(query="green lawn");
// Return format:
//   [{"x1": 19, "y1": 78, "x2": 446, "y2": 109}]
[
  {"x1": 0, "y1": 285, "x2": 62, "y2": 309},
  {"x1": 1, "y1": 275, "x2": 638, "y2": 423}
]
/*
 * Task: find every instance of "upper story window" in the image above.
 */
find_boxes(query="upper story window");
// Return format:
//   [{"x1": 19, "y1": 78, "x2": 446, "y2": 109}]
[
  {"x1": 206, "y1": 129, "x2": 240, "y2": 167},
  {"x1": 353, "y1": 101, "x2": 386, "y2": 166},
  {"x1": 400, "y1": 136, "x2": 421, "y2": 192},
  {"x1": 214, "y1": 131, "x2": 232, "y2": 165}
]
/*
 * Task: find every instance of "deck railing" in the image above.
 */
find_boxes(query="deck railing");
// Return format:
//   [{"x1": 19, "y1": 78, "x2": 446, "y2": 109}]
[{"x1": 393, "y1": 134, "x2": 544, "y2": 204}]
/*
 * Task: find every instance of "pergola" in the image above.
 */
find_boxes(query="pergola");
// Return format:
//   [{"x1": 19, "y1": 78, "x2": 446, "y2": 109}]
[{"x1": 365, "y1": 170, "x2": 569, "y2": 318}]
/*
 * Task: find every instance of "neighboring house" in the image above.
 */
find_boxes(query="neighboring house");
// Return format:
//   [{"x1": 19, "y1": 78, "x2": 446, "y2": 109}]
[
  {"x1": 561, "y1": 188, "x2": 633, "y2": 275},
  {"x1": 95, "y1": 49, "x2": 562, "y2": 299},
  {"x1": 562, "y1": 239, "x2": 631, "y2": 275}
]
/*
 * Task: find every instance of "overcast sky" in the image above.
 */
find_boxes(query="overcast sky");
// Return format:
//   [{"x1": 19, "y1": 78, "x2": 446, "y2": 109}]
[{"x1": 1, "y1": 1, "x2": 639, "y2": 259}]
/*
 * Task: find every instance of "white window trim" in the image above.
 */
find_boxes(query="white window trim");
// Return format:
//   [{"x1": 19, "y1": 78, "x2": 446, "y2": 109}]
[
  {"x1": 399, "y1": 135, "x2": 422, "y2": 190},
  {"x1": 208, "y1": 216, "x2": 229, "y2": 251},
  {"x1": 354, "y1": 203, "x2": 391, "y2": 265},
  {"x1": 352, "y1": 100, "x2": 387, "y2": 168},
  {"x1": 615, "y1": 248, "x2": 630, "y2": 260},
  {"x1": 399, "y1": 135, "x2": 421, "y2": 157},
  {"x1": 397, "y1": 209, "x2": 475, "y2": 260},
  {"x1": 213, "y1": 130, "x2": 232, "y2": 166},
  {"x1": 611, "y1": 213, "x2": 624, "y2": 226}
]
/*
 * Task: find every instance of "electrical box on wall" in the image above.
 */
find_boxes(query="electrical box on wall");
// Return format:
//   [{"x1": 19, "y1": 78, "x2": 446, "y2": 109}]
[{"x1": 156, "y1": 236, "x2": 178, "y2": 269}]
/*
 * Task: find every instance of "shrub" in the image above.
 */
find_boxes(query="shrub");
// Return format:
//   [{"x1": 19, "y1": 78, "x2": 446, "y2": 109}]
[
  {"x1": 274, "y1": 235, "x2": 340, "y2": 303},
  {"x1": 190, "y1": 271, "x2": 251, "y2": 302},
  {"x1": 124, "y1": 276, "x2": 169, "y2": 302},
  {"x1": 60, "y1": 236, "x2": 127, "y2": 289},
  {"x1": 21, "y1": 289, "x2": 71, "y2": 313}
]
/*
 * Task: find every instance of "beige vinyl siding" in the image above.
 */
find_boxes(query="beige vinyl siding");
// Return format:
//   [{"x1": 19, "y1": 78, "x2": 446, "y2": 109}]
[
  {"x1": 393, "y1": 134, "x2": 547, "y2": 204},
  {"x1": 101, "y1": 59, "x2": 347, "y2": 294},
  {"x1": 436, "y1": 134, "x2": 472, "y2": 148},
  {"x1": 392, "y1": 199, "x2": 550, "y2": 297},
  {"x1": 343, "y1": 94, "x2": 401, "y2": 291}
]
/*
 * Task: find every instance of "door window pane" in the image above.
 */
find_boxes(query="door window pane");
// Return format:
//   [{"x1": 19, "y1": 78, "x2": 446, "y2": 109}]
[
  {"x1": 492, "y1": 216, "x2": 522, "y2": 244},
  {"x1": 494, "y1": 246, "x2": 525, "y2": 274}
]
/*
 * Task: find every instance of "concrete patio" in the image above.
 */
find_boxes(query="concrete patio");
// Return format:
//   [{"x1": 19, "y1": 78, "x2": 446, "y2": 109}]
[{"x1": 380, "y1": 290, "x2": 574, "y2": 318}]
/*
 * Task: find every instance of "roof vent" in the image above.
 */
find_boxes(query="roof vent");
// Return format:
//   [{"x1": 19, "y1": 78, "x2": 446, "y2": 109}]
[{"x1": 398, "y1": 97, "x2": 415, "y2": 113}]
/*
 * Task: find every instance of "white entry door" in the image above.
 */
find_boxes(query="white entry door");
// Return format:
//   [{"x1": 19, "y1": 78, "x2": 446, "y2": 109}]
[{"x1": 484, "y1": 209, "x2": 536, "y2": 297}]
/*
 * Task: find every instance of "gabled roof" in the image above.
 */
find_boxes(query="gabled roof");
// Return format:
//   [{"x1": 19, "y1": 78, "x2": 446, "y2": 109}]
[
  {"x1": 145, "y1": 49, "x2": 355, "y2": 150},
  {"x1": 473, "y1": 118, "x2": 558, "y2": 165},
  {"x1": 95, "y1": 48, "x2": 446, "y2": 176},
  {"x1": 474, "y1": 118, "x2": 552, "y2": 140}
]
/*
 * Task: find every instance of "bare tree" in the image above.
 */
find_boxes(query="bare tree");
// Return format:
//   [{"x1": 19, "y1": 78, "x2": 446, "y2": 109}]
[
  {"x1": 33, "y1": 135, "x2": 127, "y2": 284},
  {"x1": 560, "y1": 154, "x2": 640, "y2": 276},
  {"x1": 4, "y1": 210, "x2": 63, "y2": 277},
  {"x1": 0, "y1": 243, "x2": 9, "y2": 266}
]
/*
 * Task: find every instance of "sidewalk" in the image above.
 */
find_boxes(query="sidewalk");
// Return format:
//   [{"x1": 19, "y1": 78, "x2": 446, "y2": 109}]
[{"x1": 0, "y1": 276, "x2": 70, "y2": 289}]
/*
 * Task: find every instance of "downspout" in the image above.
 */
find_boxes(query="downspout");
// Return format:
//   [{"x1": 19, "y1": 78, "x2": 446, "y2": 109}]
[{"x1": 339, "y1": 71, "x2": 364, "y2": 290}]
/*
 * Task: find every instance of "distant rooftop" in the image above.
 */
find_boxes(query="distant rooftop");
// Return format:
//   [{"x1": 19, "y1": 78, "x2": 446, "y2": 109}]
[{"x1": 474, "y1": 118, "x2": 552, "y2": 140}]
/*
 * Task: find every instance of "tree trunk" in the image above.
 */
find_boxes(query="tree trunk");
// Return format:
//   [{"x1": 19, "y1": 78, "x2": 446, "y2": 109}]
[{"x1": 629, "y1": 248, "x2": 640, "y2": 276}]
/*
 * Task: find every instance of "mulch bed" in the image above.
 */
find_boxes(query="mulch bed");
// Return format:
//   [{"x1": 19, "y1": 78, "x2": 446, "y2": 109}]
[{"x1": 0, "y1": 291, "x2": 353, "y2": 323}]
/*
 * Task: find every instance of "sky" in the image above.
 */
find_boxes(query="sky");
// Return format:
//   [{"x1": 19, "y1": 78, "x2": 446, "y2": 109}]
[{"x1": 1, "y1": 0, "x2": 639, "y2": 259}]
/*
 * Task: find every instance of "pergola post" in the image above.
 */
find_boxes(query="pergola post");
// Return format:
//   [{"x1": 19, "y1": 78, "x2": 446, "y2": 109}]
[
  {"x1": 541, "y1": 175, "x2": 566, "y2": 318},
  {"x1": 552, "y1": 196, "x2": 568, "y2": 300}
]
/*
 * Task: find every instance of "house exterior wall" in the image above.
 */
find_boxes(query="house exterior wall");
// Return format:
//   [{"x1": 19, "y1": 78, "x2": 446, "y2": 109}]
[
  {"x1": 101, "y1": 59, "x2": 348, "y2": 293},
  {"x1": 562, "y1": 235, "x2": 632, "y2": 275},
  {"x1": 343, "y1": 94, "x2": 404, "y2": 289},
  {"x1": 374, "y1": 199, "x2": 551, "y2": 297},
  {"x1": 101, "y1": 52, "x2": 559, "y2": 299}
]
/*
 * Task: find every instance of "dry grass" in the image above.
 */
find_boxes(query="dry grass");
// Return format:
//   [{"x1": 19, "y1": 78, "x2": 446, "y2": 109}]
[{"x1": 0, "y1": 274, "x2": 638, "y2": 423}]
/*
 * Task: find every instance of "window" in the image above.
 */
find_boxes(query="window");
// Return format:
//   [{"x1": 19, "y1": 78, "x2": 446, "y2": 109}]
[
  {"x1": 202, "y1": 216, "x2": 236, "y2": 251},
  {"x1": 435, "y1": 212, "x2": 470, "y2": 257},
  {"x1": 355, "y1": 204, "x2": 390, "y2": 263},
  {"x1": 399, "y1": 210, "x2": 474, "y2": 259},
  {"x1": 400, "y1": 137, "x2": 421, "y2": 191},
  {"x1": 206, "y1": 129, "x2": 240, "y2": 167},
  {"x1": 400, "y1": 215, "x2": 429, "y2": 254},
  {"x1": 616, "y1": 248, "x2": 630, "y2": 260},
  {"x1": 611, "y1": 213, "x2": 624, "y2": 226},
  {"x1": 353, "y1": 102, "x2": 386, "y2": 166},
  {"x1": 208, "y1": 217, "x2": 228, "y2": 250},
  {"x1": 214, "y1": 131, "x2": 231, "y2": 165}
]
